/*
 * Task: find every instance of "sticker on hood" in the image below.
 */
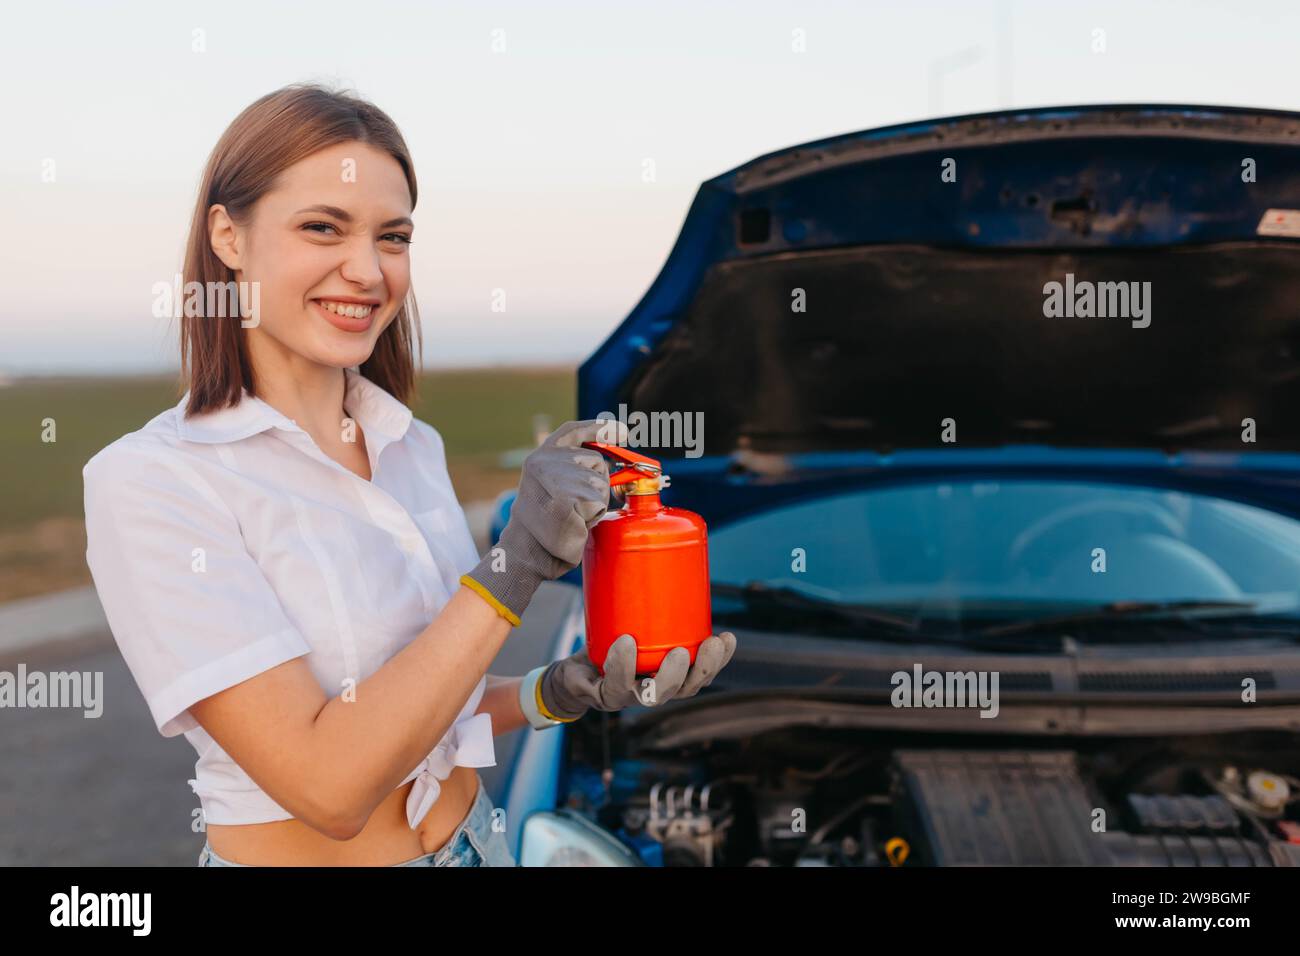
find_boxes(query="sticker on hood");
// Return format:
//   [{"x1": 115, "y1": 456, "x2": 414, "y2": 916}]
[{"x1": 1257, "y1": 209, "x2": 1300, "y2": 238}]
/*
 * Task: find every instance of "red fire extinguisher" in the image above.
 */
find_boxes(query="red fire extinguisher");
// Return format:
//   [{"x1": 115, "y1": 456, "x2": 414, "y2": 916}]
[{"x1": 580, "y1": 441, "x2": 711, "y2": 676}]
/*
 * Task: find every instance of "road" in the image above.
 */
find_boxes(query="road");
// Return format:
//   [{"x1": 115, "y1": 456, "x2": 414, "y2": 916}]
[{"x1": 0, "y1": 582, "x2": 575, "y2": 865}]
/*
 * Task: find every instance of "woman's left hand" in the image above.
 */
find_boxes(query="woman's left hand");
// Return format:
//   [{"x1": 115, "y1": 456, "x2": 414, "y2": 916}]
[{"x1": 540, "y1": 632, "x2": 737, "y2": 719}]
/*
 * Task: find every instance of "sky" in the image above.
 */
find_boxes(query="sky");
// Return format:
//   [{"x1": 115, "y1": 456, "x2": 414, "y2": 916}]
[{"x1": 2, "y1": 0, "x2": 1298, "y2": 374}]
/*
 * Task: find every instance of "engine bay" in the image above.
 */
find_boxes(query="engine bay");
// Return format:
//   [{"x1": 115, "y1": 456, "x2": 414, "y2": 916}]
[{"x1": 561, "y1": 721, "x2": 1300, "y2": 866}]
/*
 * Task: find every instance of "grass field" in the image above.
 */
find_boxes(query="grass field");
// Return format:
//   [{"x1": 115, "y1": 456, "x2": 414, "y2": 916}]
[{"x1": 0, "y1": 367, "x2": 575, "y2": 603}]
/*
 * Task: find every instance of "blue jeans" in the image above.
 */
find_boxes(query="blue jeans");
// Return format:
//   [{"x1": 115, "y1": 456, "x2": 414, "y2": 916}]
[{"x1": 197, "y1": 777, "x2": 516, "y2": 867}]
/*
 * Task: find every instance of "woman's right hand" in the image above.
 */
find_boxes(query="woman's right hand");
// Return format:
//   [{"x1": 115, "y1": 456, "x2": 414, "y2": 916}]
[{"x1": 461, "y1": 418, "x2": 627, "y2": 625}]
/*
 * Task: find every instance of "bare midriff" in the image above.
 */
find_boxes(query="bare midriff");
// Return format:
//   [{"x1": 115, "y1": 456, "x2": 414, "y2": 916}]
[{"x1": 205, "y1": 765, "x2": 479, "y2": 866}]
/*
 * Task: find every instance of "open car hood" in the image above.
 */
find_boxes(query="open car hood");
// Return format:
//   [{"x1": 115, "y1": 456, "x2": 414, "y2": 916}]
[{"x1": 577, "y1": 105, "x2": 1300, "y2": 520}]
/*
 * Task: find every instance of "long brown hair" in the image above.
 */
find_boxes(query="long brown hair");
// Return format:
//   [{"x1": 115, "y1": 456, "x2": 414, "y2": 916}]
[{"x1": 179, "y1": 83, "x2": 421, "y2": 416}]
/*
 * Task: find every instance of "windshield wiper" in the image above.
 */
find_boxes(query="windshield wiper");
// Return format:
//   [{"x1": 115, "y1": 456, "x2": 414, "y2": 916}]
[
  {"x1": 710, "y1": 581, "x2": 1059, "y2": 652},
  {"x1": 972, "y1": 599, "x2": 1259, "y2": 640},
  {"x1": 711, "y1": 581, "x2": 921, "y2": 633}
]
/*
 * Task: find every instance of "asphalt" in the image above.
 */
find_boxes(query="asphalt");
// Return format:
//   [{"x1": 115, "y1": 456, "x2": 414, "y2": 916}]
[{"x1": 0, "y1": 501, "x2": 577, "y2": 866}]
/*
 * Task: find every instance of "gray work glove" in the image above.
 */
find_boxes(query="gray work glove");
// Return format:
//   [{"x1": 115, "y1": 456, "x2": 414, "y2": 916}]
[
  {"x1": 463, "y1": 418, "x2": 628, "y2": 624},
  {"x1": 540, "y1": 632, "x2": 738, "y2": 719}
]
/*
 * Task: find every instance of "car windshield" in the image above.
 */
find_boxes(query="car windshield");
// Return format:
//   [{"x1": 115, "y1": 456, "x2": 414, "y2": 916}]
[{"x1": 708, "y1": 479, "x2": 1300, "y2": 639}]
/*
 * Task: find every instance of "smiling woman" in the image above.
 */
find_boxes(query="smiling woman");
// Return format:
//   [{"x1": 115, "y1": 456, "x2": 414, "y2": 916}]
[
  {"x1": 95, "y1": 84, "x2": 524, "y2": 867},
  {"x1": 82, "y1": 82, "x2": 733, "y2": 869},
  {"x1": 185, "y1": 93, "x2": 420, "y2": 411}
]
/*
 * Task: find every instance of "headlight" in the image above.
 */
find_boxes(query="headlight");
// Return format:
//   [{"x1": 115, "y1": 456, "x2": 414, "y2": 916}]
[{"x1": 519, "y1": 810, "x2": 645, "y2": 866}]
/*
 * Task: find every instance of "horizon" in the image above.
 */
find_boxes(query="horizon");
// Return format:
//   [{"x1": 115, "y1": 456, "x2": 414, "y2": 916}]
[
  {"x1": 7, "y1": 1, "x2": 1300, "y2": 374},
  {"x1": 0, "y1": 358, "x2": 583, "y2": 383}
]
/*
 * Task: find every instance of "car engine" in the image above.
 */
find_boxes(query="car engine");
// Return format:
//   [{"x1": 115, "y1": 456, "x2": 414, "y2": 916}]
[{"x1": 561, "y1": 725, "x2": 1300, "y2": 866}]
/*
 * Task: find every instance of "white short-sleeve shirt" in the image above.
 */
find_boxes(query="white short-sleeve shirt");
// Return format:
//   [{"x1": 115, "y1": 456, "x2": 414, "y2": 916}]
[{"x1": 82, "y1": 366, "x2": 495, "y2": 829}]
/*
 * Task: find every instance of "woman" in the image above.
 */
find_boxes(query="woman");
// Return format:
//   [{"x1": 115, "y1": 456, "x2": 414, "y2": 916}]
[{"x1": 82, "y1": 83, "x2": 736, "y2": 867}]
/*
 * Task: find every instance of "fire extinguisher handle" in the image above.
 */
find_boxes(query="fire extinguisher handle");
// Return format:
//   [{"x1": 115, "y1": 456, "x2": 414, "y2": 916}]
[{"x1": 581, "y1": 441, "x2": 662, "y2": 487}]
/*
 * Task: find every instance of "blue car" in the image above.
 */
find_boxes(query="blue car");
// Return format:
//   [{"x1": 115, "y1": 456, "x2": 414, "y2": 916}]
[{"x1": 498, "y1": 104, "x2": 1300, "y2": 867}]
